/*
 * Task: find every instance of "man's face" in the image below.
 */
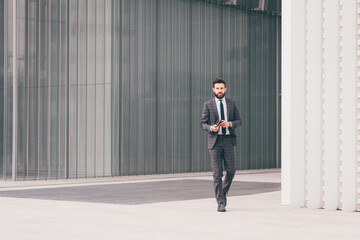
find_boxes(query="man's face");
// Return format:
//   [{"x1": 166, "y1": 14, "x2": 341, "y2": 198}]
[{"x1": 213, "y1": 83, "x2": 227, "y2": 99}]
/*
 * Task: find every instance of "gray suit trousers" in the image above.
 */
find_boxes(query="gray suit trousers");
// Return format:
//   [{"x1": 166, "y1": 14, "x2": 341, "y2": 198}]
[{"x1": 209, "y1": 135, "x2": 236, "y2": 205}]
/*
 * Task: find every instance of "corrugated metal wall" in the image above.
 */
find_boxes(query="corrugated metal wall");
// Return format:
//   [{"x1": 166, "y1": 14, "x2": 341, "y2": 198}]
[
  {"x1": 0, "y1": 0, "x2": 280, "y2": 180},
  {"x1": 111, "y1": 0, "x2": 281, "y2": 176},
  {"x1": 0, "y1": 0, "x2": 5, "y2": 178}
]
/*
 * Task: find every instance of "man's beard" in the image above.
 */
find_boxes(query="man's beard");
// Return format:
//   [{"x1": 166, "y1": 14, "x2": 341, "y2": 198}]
[{"x1": 214, "y1": 92, "x2": 225, "y2": 99}]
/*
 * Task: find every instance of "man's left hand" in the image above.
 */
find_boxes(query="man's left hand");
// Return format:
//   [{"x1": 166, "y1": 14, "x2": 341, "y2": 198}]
[{"x1": 219, "y1": 121, "x2": 231, "y2": 129}]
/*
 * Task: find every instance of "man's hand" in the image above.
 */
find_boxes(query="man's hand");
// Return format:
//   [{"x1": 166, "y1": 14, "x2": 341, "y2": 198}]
[
  {"x1": 211, "y1": 125, "x2": 219, "y2": 132},
  {"x1": 219, "y1": 121, "x2": 231, "y2": 129}
]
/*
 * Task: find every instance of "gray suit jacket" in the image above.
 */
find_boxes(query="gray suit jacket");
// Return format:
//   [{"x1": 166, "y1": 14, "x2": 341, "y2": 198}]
[{"x1": 201, "y1": 98, "x2": 242, "y2": 149}]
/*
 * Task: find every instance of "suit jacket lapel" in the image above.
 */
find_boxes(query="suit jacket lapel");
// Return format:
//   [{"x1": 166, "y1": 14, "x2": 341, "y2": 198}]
[
  {"x1": 226, "y1": 98, "x2": 231, "y2": 120},
  {"x1": 211, "y1": 99, "x2": 219, "y2": 121}
]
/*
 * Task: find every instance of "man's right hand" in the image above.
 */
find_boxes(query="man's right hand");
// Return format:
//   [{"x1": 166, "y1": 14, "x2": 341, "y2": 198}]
[{"x1": 211, "y1": 125, "x2": 219, "y2": 132}]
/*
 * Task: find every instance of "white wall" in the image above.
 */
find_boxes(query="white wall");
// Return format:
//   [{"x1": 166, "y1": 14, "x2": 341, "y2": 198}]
[{"x1": 282, "y1": 0, "x2": 359, "y2": 211}]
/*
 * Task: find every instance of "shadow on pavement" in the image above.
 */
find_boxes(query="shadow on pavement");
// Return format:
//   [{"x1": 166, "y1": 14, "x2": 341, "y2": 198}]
[{"x1": 0, "y1": 180, "x2": 280, "y2": 205}]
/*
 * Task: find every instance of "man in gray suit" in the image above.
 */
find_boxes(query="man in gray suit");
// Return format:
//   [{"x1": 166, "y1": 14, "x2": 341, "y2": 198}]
[{"x1": 201, "y1": 78, "x2": 242, "y2": 212}]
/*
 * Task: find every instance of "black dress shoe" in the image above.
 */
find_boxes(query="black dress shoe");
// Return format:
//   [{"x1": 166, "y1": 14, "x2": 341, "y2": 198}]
[{"x1": 217, "y1": 203, "x2": 226, "y2": 212}]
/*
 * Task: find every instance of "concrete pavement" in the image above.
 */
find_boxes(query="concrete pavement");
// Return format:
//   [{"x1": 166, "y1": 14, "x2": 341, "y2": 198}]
[{"x1": 0, "y1": 169, "x2": 359, "y2": 240}]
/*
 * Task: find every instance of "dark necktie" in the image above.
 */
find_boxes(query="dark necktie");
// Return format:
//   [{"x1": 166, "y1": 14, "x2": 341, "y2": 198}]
[{"x1": 220, "y1": 100, "x2": 226, "y2": 135}]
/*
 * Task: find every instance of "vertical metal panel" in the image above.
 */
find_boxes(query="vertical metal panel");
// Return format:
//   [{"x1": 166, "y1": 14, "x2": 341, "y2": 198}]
[
  {"x1": 16, "y1": 0, "x2": 25, "y2": 180},
  {"x1": 144, "y1": 0, "x2": 158, "y2": 175},
  {"x1": 246, "y1": 12, "x2": 279, "y2": 170},
  {"x1": 77, "y1": 0, "x2": 87, "y2": 178},
  {"x1": 38, "y1": 0, "x2": 49, "y2": 180},
  {"x1": 59, "y1": 0, "x2": 68, "y2": 179},
  {"x1": 86, "y1": 0, "x2": 96, "y2": 178},
  {"x1": 157, "y1": 0, "x2": 192, "y2": 174},
  {"x1": 68, "y1": 0, "x2": 78, "y2": 178},
  {"x1": 5, "y1": 0, "x2": 14, "y2": 180},
  {"x1": 2, "y1": 0, "x2": 280, "y2": 180},
  {"x1": 127, "y1": 0, "x2": 138, "y2": 176},
  {"x1": 0, "y1": 0, "x2": 5, "y2": 179},
  {"x1": 120, "y1": 0, "x2": 130, "y2": 176},
  {"x1": 104, "y1": 0, "x2": 112, "y2": 177},
  {"x1": 111, "y1": 0, "x2": 121, "y2": 177},
  {"x1": 95, "y1": 0, "x2": 104, "y2": 177},
  {"x1": 276, "y1": 16, "x2": 281, "y2": 170},
  {"x1": 48, "y1": 0, "x2": 59, "y2": 179},
  {"x1": 12, "y1": 0, "x2": 18, "y2": 181}
]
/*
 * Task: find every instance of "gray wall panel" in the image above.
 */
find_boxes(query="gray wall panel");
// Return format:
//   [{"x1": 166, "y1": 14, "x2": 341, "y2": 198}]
[
  {"x1": 0, "y1": 0, "x2": 4, "y2": 180},
  {"x1": 1, "y1": 0, "x2": 280, "y2": 180},
  {"x1": 87, "y1": 84, "x2": 96, "y2": 178}
]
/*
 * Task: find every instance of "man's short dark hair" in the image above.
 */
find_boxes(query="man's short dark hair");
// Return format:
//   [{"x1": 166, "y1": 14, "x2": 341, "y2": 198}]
[{"x1": 213, "y1": 78, "x2": 226, "y2": 87}]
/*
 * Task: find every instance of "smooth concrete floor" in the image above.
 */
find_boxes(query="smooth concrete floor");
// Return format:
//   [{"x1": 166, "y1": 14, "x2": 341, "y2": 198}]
[{"x1": 0, "y1": 169, "x2": 359, "y2": 240}]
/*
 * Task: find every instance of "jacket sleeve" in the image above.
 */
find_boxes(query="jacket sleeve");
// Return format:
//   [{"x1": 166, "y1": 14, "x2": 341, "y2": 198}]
[
  {"x1": 201, "y1": 102, "x2": 212, "y2": 132},
  {"x1": 230, "y1": 101, "x2": 242, "y2": 129}
]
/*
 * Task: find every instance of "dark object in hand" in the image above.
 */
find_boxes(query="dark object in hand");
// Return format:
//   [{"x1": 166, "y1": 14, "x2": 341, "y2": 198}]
[{"x1": 216, "y1": 120, "x2": 224, "y2": 127}]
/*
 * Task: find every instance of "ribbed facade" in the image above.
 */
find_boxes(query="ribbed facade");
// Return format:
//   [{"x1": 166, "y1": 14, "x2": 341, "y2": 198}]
[
  {"x1": 282, "y1": 0, "x2": 359, "y2": 211},
  {"x1": 1, "y1": 0, "x2": 280, "y2": 180}
]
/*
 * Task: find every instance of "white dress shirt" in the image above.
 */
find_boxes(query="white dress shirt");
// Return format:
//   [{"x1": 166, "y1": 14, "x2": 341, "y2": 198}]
[{"x1": 215, "y1": 97, "x2": 230, "y2": 135}]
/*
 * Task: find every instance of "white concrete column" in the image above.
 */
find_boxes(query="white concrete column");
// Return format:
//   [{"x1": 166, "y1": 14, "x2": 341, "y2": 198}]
[
  {"x1": 281, "y1": 0, "x2": 306, "y2": 206},
  {"x1": 283, "y1": 0, "x2": 360, "y2": 212},
  {"x1": 322, "y1": 0, "x2": 340, "y2": 211},
  {"x1": 339, "y1": 0, "x2": 357, "y2": 212},
  {"x1": 305, "y1": 0, "x2": 323, "y2": 209},
  {"x1": 356, "y1": 0, "x2": 360, "y2": 212}
]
